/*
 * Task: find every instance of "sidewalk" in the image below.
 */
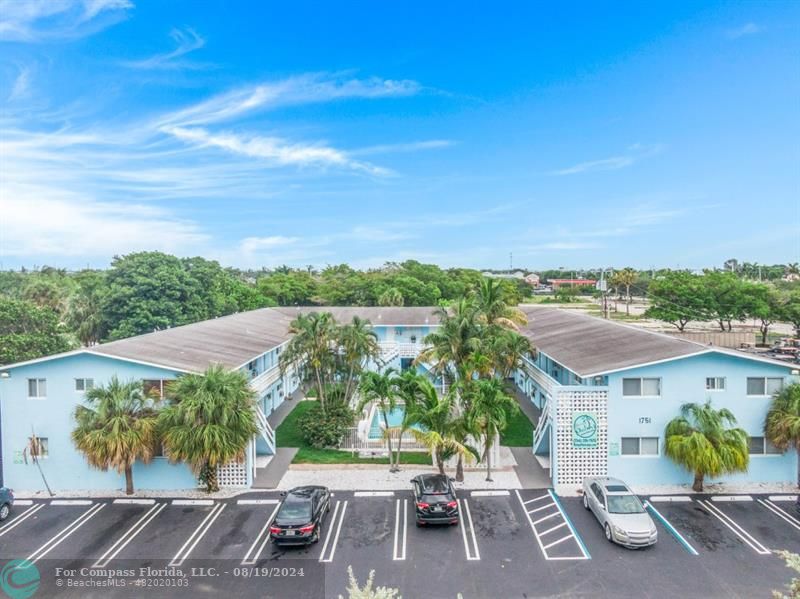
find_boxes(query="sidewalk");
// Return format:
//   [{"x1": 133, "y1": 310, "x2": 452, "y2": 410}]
[{"x1": 507, "y1": 385, "x2": 550, "y2": 488}]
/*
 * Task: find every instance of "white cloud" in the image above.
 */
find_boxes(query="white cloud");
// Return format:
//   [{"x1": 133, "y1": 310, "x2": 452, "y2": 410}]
[
  {"x1": 8, "y1": 66, "x2": 32, "y2": 101},
  {"x1": 551, "y1": 143, "x2": 663, "y2": 176},
  {"x1": 239, "y1": 236, "x2": 300, "y2": 254},
  {"x1": 347, "y1": 226, "x2": 414, "y2": 242},
  {"x1": 726, "y1": 23, "x2": 763, "y2": 39},
  {"x1": 156, "y1": 73, "x2": 421, "y2": 127},
  {"x1": 0, "y1": 0, "x2": 132, "y2": 41},
  {"x1": 0, "y1": 188, "x2": 208, "y2": 258},
  {"x1": 122, "y1": 27, "x2": 207, "y2": 70},
  {"x1": 350, "y1": 140, "x2": 453, "y2": 156},
  {"x1": 163, "y1": 126, "x2": 392, "y2": 176}
]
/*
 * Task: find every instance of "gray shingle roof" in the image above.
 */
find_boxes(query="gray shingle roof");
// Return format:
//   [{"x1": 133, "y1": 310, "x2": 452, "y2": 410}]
[
  {"x1": 89, "y1": 308, "x2": 295, "y2": 373},
  {"x1": 272, "y1": 306, "x2": 439, "y2": 326},
  {"x1": 517, "y1": 306, "x2": 706, "y2": 376}
]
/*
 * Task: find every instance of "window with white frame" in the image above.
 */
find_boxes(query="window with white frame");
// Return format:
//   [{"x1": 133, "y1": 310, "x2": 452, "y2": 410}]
[
  {"x1": 143, "y1": 379, "x2": 169, "y2": 399},
  {"x1": 32, "y1": 437, "x2": 49, "y2": 458},
  {"x1": 746, "y1": 377, "x2": 784, "y2": 396},
  {"x1": 75, "y1": 378, "x2": 94, "y2": 392},
  {"x1": 621, "y1": 437, "x2": 659, "y2": 456},
  {"x1": 27, "y1": 378, "x2": 47, "y2": 399},
  {"x1": 622, "y1": 377, "x2": 661, "y2": 397},
  {"x1": 705, "y1": 377, "x2": 725, "y2": 391},
  {"x1": 748, "y1": 436, "x2": 782, "y2": 455}
]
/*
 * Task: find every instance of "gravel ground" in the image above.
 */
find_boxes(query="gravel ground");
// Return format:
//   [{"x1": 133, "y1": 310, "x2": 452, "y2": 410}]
[{"x1": 277, "y1": 466, "x2": 522, "y2": 491}]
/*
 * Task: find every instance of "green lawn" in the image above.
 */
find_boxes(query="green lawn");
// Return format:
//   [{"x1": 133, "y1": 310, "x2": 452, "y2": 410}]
[
  {"x1": 275, "y1": 399, "x2": 433, "y2": 465},
  {"x1": 501, "y1": 406, "x2": 535, "y2": 447},
  {"x1": 293, "y1": 448, "x2": 431, "y2": 465}
]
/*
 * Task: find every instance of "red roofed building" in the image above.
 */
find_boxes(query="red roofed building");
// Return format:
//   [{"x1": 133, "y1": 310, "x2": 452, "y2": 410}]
[{"x1": 548, "y1": 278, "x2": 597, "y2": 290}]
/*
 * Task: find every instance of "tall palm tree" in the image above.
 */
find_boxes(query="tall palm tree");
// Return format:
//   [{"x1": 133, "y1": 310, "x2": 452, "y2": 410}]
[
  {"x1": 765, "y1": 383, "x2": 800, "y2": 488},
  {"x1": 664, "y1": 401, "x2": 749, "y2": 492},
  {"x1": 489, "y1": 330, "x2": 535, "y2": 380},
  {"x1": 72, "y1": 377, "x2": 159, "y2": 495},
  {"x1": 474, "y1": 278, "x2": 527, "y2": 330},
  {"x1": 280, "y1": 311, "x2": 338, "y2": 412},
  {"x1": 467, "y1": 379, "x2": 519, "y2": 481},
  {"x1": 417, "y1": 298, "x2": 481, "y2": 381},
  {"x1": 406, "y1": 381, "x2": 477, "y2": 476},
  {"x1": 358, "y1": 369, "x2": 401, "y2": 471},
  {"x1": 611, "y1": 268, "x2": 637, "y2": 315},
  {"x1": 159, "y1": 364, "x2": 259, "y2": 493},
  {"x1": 390, "y1": 370, "x2": 427, "y2": 468},
  {"x1": 338, "y1": 316, "x2": 379, "y2": 406}
]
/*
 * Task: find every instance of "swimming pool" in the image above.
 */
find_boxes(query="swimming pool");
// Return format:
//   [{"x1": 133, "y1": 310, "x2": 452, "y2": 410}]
[{"x1": 368, "y1": 406, "x2": 417, "y2": 439}]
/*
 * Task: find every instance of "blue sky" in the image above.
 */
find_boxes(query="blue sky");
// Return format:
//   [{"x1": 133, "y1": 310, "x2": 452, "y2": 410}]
[{"x1": 1, "y1": 0, "x2": 798, "y2": 271}]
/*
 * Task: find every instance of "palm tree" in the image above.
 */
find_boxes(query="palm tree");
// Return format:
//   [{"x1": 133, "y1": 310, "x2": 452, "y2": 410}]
[
  {"x1": 280, "y1": 311, "x2": 338, "y2": 412},
  {"x1": 390, "y1": 370, "x2": 427, "y2": 469},
  {"x1": 158, "y1": 364, "x2": 259, "y2": 493},
  {"x1": 338, "y1": 316, "x2": 379, "y2": 406},
  {"x1": 406, "y1": 381, "x2": 477, "y2": 476},
  {"x1": 358, "y1": 369, "x2": 401, "y2": 471},
  {"x1": 72, "y1": 377, "x2": 159, "y2": 495},
  {"x1": 489, "y1": 330, "x2": 535, "y2": 380},
  {"x1": 611, "y1": 268, "x2": 637, "y2": 315},
  {"x1": 474, "y1": 278, "x2": 527, "y2": 330},
  {"x1": 417, "y1": 298, "x2": 481, "y2": 381},
  {"x1": 664, "y1": 401, "x2": 749, "y2": 492},
  {"x1": 765, "y1": 383, "x2": 800, "y2": 488},
  {"x1": 378, "y1": 287, "x2": 404, "y2": 306},
  {"x1": 467, "y1": 379, "x2": 519, "y2": 481}
]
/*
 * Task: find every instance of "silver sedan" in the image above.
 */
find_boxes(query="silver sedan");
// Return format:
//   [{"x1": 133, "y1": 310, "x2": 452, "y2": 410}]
[{"x1": 582, "y1": 477, "x2": 657, "y2": 548}]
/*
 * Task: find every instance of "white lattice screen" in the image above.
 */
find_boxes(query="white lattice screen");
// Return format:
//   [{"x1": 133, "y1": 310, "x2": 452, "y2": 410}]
[
  {"x1": 554, "y1": 389, "x2": 608, "y2": 487},
  {"x1": 217, "y1": 460, "x2": 248, "y2": 487}
]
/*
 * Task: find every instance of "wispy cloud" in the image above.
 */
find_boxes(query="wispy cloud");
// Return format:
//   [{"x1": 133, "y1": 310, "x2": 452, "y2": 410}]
[
  {"x1": 8, "y1": 65, "x2": 32, "y2": 101},
  {"x1": 726, "y1": 23, "x2": 763, "y2": 40},
  {"x1": 163, "y1": 126, "x2": 391, "y2": 176},
  {"x1": 551, "y1": 143, "x2": 663, "y2": 176},
  {"x1": 350, "y1": 140, "x2": 454, "y2": 156},
  {"x1": 122, "y1": 27, "x2": 208, "y2": 70},
  {"x1": 156, "y1": 73, "x2": 421, "y2": 127},
  {"x1": 0, "y1": 0, "x2": 132, "y2": 41}
]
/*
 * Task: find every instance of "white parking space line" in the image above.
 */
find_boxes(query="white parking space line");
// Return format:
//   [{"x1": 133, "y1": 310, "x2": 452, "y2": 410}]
[
  {"x1": 392, "y1": 499, "x2": 408, "y2": 561},
  {"x1": 470, "y1": 490, "x2": 510, "y2": 497},
  {"x1": 241, "y1": 503, "x2": 281, "y2": 565},
  {"x1": 769, "y1": 495, "x2": 799, "y2": 502},
  {"x1": 113, "y1": 499, "x2": 155, "y2": 505},
  {"x1": 319, "y1": 500, "x2": 348, "y2": 563},
  {"x1": 354, "y1": 491, "x2": 394, "y2": 497},
  {"x1": 758, "y1": 499, "x2": 800, "y2": 533},
  {"x1": 0, "y1": 504, "x2": 45, "y2": 538},
  {"x1": 711, "y1": 495, "x2": 753, "y2": 502},
  {"x1": 237, "y1": 499, "x2": 279, "y2": 505},
  {"x1": 50, "y1": 500, "x2": 93, "y2": 506},
  {"x1": 514, "y1": 490, "x2": 590, "y2": 561},
  {"x1": 26, "y1": 503, "x2": 106, "y2": 564},
  {"x1": 697, "y1": 499, "x2": 770, "y2": 555},
  {"x1": 169, "y1": 503, "x2": 226, "y2": 567},
  {"x1": 648, "y1": 496, "x2": 692, "y2": 503},
  {"x1": 13, "y1": 500, "x2": 33, "y2": 506},
  {"x1": 172, "y1": 499, "x2": 215, "y2": 506},
  {"x1": 92, "y1": 503, "x2": 167, "y2": 567},
  {"x1": 457, "y1": 498, "x2": 480, "y2": 561}
]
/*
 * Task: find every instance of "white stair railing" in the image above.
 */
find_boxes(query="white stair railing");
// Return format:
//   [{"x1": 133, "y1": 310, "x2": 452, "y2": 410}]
[
  {"x1": 255, "y1": 405, "x2": 276, "y2": 454},
  {"x1": 532, "y1": 399, "x2": 551, "y2": 454}
]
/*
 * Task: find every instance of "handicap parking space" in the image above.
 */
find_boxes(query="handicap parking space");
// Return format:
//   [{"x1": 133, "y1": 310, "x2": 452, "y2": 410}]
[{"x1": 515, "y1": 489, "x2": 589, "y2": 560}]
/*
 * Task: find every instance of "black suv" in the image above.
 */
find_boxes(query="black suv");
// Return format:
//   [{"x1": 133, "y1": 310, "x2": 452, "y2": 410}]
[
  {"x1": 411, "y1": 474, "x2": 459, "y2": 526},
  {"x1": 270, "y1": 486, "x2": 331, "y2": 545},
  {"x1": 0, "y1": 487, "x2": 13, "y2": 521}
]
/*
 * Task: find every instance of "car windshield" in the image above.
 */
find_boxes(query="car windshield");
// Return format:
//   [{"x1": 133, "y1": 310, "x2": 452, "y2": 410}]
[
  {"x1": 278, "y1": 500, "x2": 312, "y2": 520},
  {"x1": 420, "y1": 477, "x2": 449, "y2": 494},
  {"x1": 607, "y1": 494, "x2": 645, "y2": 514}
]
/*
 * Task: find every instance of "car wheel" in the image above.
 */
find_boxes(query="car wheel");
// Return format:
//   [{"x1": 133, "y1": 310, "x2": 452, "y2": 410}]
[
  {"x1": 604, "y1": 523, "x2": 613, "y2": 543},
  {"x1": 312, "y1": 525, "x2": 321, "y2": 544},
  {"x1": 416, "y1": 520, "x2": 423, "y2": 527},
  {"x1": 583, "y1": 494, "x2": 589, "y2": 510},
  {"x1": 0, "y1": 504, "x2": 8, "y2": 521}
]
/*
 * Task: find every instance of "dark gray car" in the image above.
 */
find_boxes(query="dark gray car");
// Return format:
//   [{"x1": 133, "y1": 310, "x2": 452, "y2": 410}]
[{"x1": 0, "y1": 487, "x2": 14, "y2": 521}]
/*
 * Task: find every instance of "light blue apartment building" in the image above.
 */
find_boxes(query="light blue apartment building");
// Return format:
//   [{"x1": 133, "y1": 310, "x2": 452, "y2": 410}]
[
  {"x1": 0, "y1": 305, "x2": 796, "y2": 493},
  {"x1": 514, "y1": 307, "x2": 799, "y2": 492},
  {"x1": 0, "y1": 307, "x2": 435, "y2": 492}
]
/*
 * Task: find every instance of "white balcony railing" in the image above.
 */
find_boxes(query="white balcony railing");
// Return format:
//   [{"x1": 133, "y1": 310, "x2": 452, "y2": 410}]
[
  {"x1": 521, "y1": 356, "x2": 560, "y2": 399},
  {"x1": 250, "y1": 365, "x2": 282, "y2": 396}
]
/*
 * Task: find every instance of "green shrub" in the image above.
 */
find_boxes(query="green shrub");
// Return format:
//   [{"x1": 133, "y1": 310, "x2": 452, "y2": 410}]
[{"x1": 298, "y1": 400, "x2": 354, "y2": 448}]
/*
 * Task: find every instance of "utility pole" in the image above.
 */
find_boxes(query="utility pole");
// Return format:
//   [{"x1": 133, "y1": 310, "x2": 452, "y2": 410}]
[{"x1": 509, "y1": 252, "x2": 513, "y2": 271}]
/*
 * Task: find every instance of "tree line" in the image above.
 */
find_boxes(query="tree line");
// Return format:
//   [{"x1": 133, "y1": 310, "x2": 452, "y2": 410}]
[
  {"x1": 644, "y1": 270, "x2": 800, "y2": 342},
  {"x1": 0, "y1": 252, "x2": 525, "y2": 365}
]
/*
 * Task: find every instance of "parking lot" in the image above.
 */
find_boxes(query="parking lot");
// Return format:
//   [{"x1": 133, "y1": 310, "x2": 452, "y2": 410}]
[{"x1": 0, "y1": 490, "x2": 798, "y2": 598}]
